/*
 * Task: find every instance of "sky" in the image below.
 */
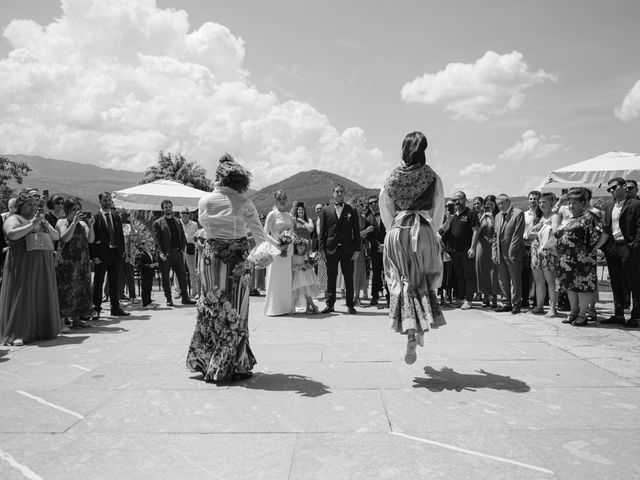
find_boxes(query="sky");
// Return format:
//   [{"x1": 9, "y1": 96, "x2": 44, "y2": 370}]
[{"x1": 0, "y1": 0, "x2": 639, "y2": 196}]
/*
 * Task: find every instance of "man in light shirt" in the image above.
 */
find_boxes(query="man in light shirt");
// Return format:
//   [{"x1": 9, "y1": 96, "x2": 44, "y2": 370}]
[
  {"x1": 522, "y1": 190, "x2": 540, "y2": 309},
  {"x1": 178, "y1": 207, "x2": 200, "y2": 299}
]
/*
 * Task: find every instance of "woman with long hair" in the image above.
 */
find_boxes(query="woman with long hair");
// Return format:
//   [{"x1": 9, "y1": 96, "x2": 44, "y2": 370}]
[
  {"x1": 291, "y1": 202, "x2": 314, "y2": 243},
  {"x1": 476, "y1": 195, "x2": 500, "y2": 308},
  {"x1": 186, "y1": 154, "x2": 272, "y2": 382},
  {"x1": 263, "y1": 190, "x2": 295, "y2": 316},
  {"x1": 379, "y1": 131, "x2": 446, "y2": 364}
]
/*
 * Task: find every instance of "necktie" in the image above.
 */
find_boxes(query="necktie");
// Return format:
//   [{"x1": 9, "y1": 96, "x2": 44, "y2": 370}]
[{"x1": 106, "y1": 213, "x2": 116, "y2": 246}]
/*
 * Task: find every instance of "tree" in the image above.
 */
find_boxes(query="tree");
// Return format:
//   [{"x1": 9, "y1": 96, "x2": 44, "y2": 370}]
[
  {"x1": 140, "y1": 151, "x2": 213, "y2": 192},
  {"x1": 0, "y1": 156, "x2": 32, "y2": 212}
]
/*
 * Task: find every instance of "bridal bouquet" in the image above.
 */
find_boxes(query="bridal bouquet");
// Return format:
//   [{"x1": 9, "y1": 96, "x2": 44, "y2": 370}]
[
  {"x1": 305, "y1": 251, "x2": 319, "y2": 268},
  {"x1": 278, "y1": 230, "x2": 296, "y2": 257}
]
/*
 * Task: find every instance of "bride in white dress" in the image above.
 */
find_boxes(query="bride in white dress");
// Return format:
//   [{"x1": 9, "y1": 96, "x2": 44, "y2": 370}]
[{"x1": 264, "y1": 190, "x2": 294, "y2": 316}]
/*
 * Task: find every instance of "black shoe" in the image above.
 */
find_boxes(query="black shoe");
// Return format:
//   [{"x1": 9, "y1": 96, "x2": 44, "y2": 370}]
[
  {"x1": 511, "y1": 306, "x2": 521, "y2": 314},
  {"x1": 166, "y1": 300, "x2": 174, "y2": 307},
  {"x1": 624, "y1": 318, "x2": 640, "y2": 328},
  {"x1": 91, "y1": 311, "x2": 100, "y2": 321},
  {"x1": 181, "y1": 298, "x2": 196, "y2": 305},
  {"x1": 347, "y1": 306, "x2": 357, "y2": 314},
  {"x1": 368, "y1": 299, "x2": 379, "y2": 307},
  {"x1": 321, "y1": 306, "x2": 334, "y2": 314},
  {"x1": 600, "y1": 315, "x2": 625, "y2": 325},
  {"x1": 497, "y1": 305, "x2": 512, "y2": 312},
  {"x1": 111, "y1": 309, "x2": 130, "y2": 317}
]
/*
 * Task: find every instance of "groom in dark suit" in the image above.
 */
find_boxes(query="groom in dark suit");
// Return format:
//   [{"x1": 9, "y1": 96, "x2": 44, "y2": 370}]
[
  {"x1": 153, "y1": 200, "x2": 196, "y2": 307},
  {"x1": 365, "y1": 194, "x2": 388, "y2": 307},
  {"x1": 90, "y1": 192, "x2": 130, "y2": 318},
  {"x1": 318, "y1": 184, "x2": 361, "y2": 314}
]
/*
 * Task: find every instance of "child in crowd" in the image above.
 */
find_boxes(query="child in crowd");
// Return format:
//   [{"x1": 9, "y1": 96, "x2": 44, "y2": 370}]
[
  {"x1": 291, "y1": 239, "x2": 319, "y2": 313},
  {"x1": 136, "y1": 239, "x2": 158, "y2": 308}
]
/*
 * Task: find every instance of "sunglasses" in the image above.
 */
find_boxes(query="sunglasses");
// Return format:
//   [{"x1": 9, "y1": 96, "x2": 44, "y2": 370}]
[
  {"x1": 626, "y1": 186, "x2": 636, "y2": 191},
  {"x1": 369, "y1": 200, "x2": 378, "y2": 205},
  {"x1": 607, "y1": 184, "x2": 622, "y2": 193}
]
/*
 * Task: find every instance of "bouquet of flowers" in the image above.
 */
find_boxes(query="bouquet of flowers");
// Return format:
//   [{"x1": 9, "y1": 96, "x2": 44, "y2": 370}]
[
  {"x1": 305, "y1": 251, "x2": 319, "y2": 268},
  {"x1": 278, "y1": 230, "x2": 296, "y2": 257},
  {"x1": 247, "y1": 241, "x2": 281, "y2": 268}
]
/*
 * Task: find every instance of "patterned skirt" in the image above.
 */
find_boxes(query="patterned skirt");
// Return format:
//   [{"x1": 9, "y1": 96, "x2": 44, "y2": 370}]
[
  {"x1": 384, "y1": 215, "x2": 446, "y2": 335},
  {"x1": 186, "y1": 238, "x2": 256, "y2": 382}
]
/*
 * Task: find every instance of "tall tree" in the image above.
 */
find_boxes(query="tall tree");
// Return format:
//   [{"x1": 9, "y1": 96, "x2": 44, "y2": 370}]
[
  {"x1": 140, "y1": 151, "x2": 213, "y2": 192},
  {"x1": 0, "y1": 156, "x2": 32, "y2": 212}
]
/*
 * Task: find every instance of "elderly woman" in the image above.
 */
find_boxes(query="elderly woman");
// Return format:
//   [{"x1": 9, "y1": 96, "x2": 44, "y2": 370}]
[
  {"x1": 476, "y1": 195, "x2": 499, "y2": 308},
  {"x1": 529, "y1": 192, "x2": 560, "y2": 317},
  {"x1": 186, "y1": 154, "x2": 272, "y2": 382},
  {"x1": 380, "y1": 131, "x2": 446, "y2": 364},
  {"x1": 0, "y1": 192, "x2": 61, "y2": 345},
  {"x1": 263, "y1": 190, "x2": 295, "y2": 316},
  {"x1": 556, "y1": 188, "x2": 606, "y2": 326},
  {"x1": 56, "y1": 197, "x2": 95, "y2": 329}
]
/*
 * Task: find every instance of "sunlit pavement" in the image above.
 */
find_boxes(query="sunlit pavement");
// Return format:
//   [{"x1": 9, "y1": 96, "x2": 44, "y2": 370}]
[{"x1": 1, "y1": 290, "x2": 639, "y2": 479}]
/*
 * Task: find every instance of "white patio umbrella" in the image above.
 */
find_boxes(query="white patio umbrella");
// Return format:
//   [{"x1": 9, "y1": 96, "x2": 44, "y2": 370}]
[
  {"x1": 112, "y1": 179, "x2": 208, "y2": 211},
  {"x1": 538, "y1": 151, "x2": 640, "y2": 196}
]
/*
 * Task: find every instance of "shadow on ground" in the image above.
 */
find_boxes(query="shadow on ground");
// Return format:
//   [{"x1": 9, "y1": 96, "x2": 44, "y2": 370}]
[
  {"x1": 0, "y1": 349, "x2": 9, "y2": 363},
  {"x1": 231, "y1": 372, "x2": 332, "y2": 398},
  {"x1": 37, "y1": 335, "x2": 91, "y2": 347},
  {"x1": 412, "y1": 366, "x2": 530, "y2": 393}
]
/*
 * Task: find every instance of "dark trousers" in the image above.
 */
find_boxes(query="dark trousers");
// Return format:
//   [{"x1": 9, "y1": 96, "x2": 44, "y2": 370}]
[
  {"x1": 326, "y1": 247, "x2": 355, "y2": 308},
  {"x1": 497, "y1": 257, "x2": 523, "y2": 307},
  {"x1": 521, "y1": 246, "x2": 533, "y2": 305},
  {"x1": 160, "y1": 249, "x2": 189, "y2": 302},
  {"x1": 370, "y1": 251, "x2": 387, "y2": 301},
  {"x1": 606, "y1": 243, "x2": 640, "y2": 318},
  {"x1": 451, "y1": 251, "x2": 476, "y2": 301},
  {"x1": 93, "y1": 248, "x2": 121, "y2": 313},
  {"x1": 119, "y1": 261, "x2": 136, "y2": 299},
  {"x1": 141, "y1": 268, "x2": 154, "y2": 306}
]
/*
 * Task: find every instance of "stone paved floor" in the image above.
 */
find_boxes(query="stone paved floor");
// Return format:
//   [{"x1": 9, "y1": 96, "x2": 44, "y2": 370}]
[{"x1": 1, "y1": 290, "x2": 639, "y2": 479}]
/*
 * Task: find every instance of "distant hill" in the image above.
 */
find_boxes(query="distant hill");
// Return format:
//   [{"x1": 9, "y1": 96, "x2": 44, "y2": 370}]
[
  {"x1": 248, "y1": 169, "x2": 379, "y2": 216},
  {"x1": 4, "y1": 154, "x2": 144, "y2": 211}
]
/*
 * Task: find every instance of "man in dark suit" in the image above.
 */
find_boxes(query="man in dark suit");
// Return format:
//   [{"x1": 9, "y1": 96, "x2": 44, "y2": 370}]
[
  {"x1": 365, "y1": 194, "x2": 388, "y2": 307},
  {"x1": 492, "y1": 194, "x2": 525, "y2": 314},
  {"x1": 600, "y1": 177, "x2": 640, "y2": 327},
  {"x1": 90, "y1": 192, "x2": 130, "y2": 317},
  {"x1": 153, "y1": 200, "x2": 195, "y2": 306},
  {"x1": 318, "y1": 184, "x2": 361, "y2": 314}
]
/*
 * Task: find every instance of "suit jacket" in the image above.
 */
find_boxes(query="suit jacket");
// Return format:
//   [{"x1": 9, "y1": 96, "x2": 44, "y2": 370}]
[
  {"x1": 493, "y1": 206, "x2": 525, "y2": 264},
  {"x1": 602, "y1": 198, "x2": 640, "y2": 254},
  {"x1": 365, "y1": 212, "x2": 386, "y2": 254},
  {"x1": 90, "y1": 210, "x2": 125, "y2": 261},
  {"x1": 318, "y1": 203, "x2": 361, "y2": 256},
  {"x1": 153, "y1": 216, "x2": 187, "y2": 255},
  {"x1": 135, "y1": 250, "x2": 156, "y2": 271}
]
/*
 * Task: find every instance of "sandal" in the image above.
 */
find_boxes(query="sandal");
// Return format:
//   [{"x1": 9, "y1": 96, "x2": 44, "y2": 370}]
[
  {"x1": 545, "y1": 311, "x2": 558, "y2": 318},
  {"x1": 72, "y1": 320, "x2": 91, "y2": 329},
  {"x1": 572, "y1": 315, "x2": 588, "y2": 326},
  {"x1": 562, "y1": 314, "x2": 578, "y2": 324},
  {"x1": 404, "y1": 336, "x2": 417, "y2": 365}
]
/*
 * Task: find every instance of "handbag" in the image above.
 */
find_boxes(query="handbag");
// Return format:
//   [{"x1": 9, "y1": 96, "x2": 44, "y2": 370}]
[
  {"x1": 185, "y1": 243, "x2": 196, "y2": 255},
  {"x1": 26, "y1": 231, "x2": 55, "y2": 251}
]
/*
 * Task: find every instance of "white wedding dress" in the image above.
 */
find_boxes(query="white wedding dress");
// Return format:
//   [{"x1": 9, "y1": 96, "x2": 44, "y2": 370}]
[{"x1": 264, "y1": 209, "x2": 294, "y2": 316}]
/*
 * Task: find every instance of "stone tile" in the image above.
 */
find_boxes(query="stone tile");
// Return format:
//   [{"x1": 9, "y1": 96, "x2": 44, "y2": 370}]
[
  {"x1": 0, "y1": 391, "x2": 82, "y2": 433},
  {"x1": 0, "y1": 361, "x2": 91, "y2": 391},
  {"x1": 251, "y1": 330, "x2": 333, "y2": 345},
  {"x1": 290, "y1": 432, "x2": 550, "y2": 480},
  {"x1": 251, "y1": 343, "x2": 323, "y2": 363},
  {"x1": 0, "y1": 433, "x2": 296, "y2": 480},
  {"x1": 70, "y1": 389, "x2": 389, "y2": 434},
  {"x1": 382, "y1": 387, "x2": 640, "y2": 433}
]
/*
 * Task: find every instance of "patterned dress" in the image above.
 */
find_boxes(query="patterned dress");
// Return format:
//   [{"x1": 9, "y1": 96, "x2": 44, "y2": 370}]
[
  {"x1": 56, "y1": 220, "x2": 93, "y2": 318},
  {"x1": 530, "y1": 216, "x2": 558, "y2": 272},
  {"x1": 556, "y1": 211, "x2": 602, "y2": 293},
  {"x1": 380, "y1": 163, "x2": 446, "y2": 337}
]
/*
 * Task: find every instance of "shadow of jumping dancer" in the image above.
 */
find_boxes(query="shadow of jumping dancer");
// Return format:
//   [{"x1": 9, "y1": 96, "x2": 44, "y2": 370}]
[
  {"x1": 229, "y1": 372, "x2": 331, "y2": 398},
  {"x1": 413, "y1": 366, "x2": 530, "y2": 393}
]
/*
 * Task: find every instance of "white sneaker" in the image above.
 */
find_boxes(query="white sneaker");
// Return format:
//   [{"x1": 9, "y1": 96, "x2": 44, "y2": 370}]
[
  {"x1": 12, "y1": 338, "x2": 24, "y2": 346},
  {"x1": 461, "y1": 300, "x2": 472, "y2": 310}
]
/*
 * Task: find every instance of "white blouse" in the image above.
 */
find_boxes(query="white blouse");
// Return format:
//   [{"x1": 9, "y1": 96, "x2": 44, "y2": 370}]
[{"x1": 198, "y1": 186, "x2": 269, "y2": 244}]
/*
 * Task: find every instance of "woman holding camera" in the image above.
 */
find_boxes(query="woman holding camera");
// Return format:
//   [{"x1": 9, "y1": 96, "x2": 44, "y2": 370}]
[
  {"x1": 56, "y1": 197, "x2": 95, "y2": 329},
  {"x1": 0, "y1": 192, "x2": 61, "y2": 345}
]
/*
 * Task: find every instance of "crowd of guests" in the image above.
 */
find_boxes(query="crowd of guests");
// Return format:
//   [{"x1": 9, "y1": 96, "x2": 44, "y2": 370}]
[
  {"x1": 0, "y1": 188, "x2": 200, "y2": 346},
  {"x1": 438, "y1": 178, "x2": 640, "y2": 328}
]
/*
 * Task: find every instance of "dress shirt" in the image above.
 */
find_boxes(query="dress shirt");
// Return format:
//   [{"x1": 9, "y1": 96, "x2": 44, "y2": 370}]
[
  {"x1": 100, "y1": 208, "x2": 116, "y2": 248},
  {"x1": 612, "y1": 201, "x2": 624, "y2": 241},
  {"x1": 180, "y1": 219, "x2": 198, "y2": 244},
  {"x1": 523, "y1": 209, "x2": 536, "y2": 247},
  {"x1": 334, "y1": 202, "x2": 344, "y2": 218}
]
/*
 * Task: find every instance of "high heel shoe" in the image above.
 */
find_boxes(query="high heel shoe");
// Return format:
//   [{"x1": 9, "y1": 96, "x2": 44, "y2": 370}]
[
  {"x1": 572, "y1": 315, "x2": 588, "y2": 326},
  {"x1": 562, "y1": 313, "x2": 578, "y2": 324}
]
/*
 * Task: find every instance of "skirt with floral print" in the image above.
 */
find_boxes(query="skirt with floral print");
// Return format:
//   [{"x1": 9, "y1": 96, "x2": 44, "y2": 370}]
[{"x1": 186, "y1": 238, "x2": 256, "y2": 382}]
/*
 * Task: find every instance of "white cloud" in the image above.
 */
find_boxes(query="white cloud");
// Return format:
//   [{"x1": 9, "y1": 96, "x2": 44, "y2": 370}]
[
  {"x1": 615, "y1": 79, "x2": 640, "y2": 121},
  {"x1": 401, "y1": 50, "x2": 557, "y2": 122},
  {"x1": 0, "y1": 0, "x2": 383, "y2": 188},
  {"x1": 459, "y1": 162, "x2": 496, "y2": 177},
  {"x1": 499, "y1": 130, "x2": 564, "y2": 161}
]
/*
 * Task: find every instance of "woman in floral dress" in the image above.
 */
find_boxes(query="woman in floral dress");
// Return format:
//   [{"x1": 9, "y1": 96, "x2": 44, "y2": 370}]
[
  {"x1": 379, "y1": 131, "x2": 446, "y2": 364},
  {"x1": 186, "y1": 155, "x2": 272, "y2": 382},
  {"x1": 555, "y1": 188, "x2": 605, "y2": 326},
  {"x1": 56, "y1": 198, "x2": 95, "y2": 328},
  {"x1": 530, "y1": 192, "x2": 560, "y2": 317}
]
